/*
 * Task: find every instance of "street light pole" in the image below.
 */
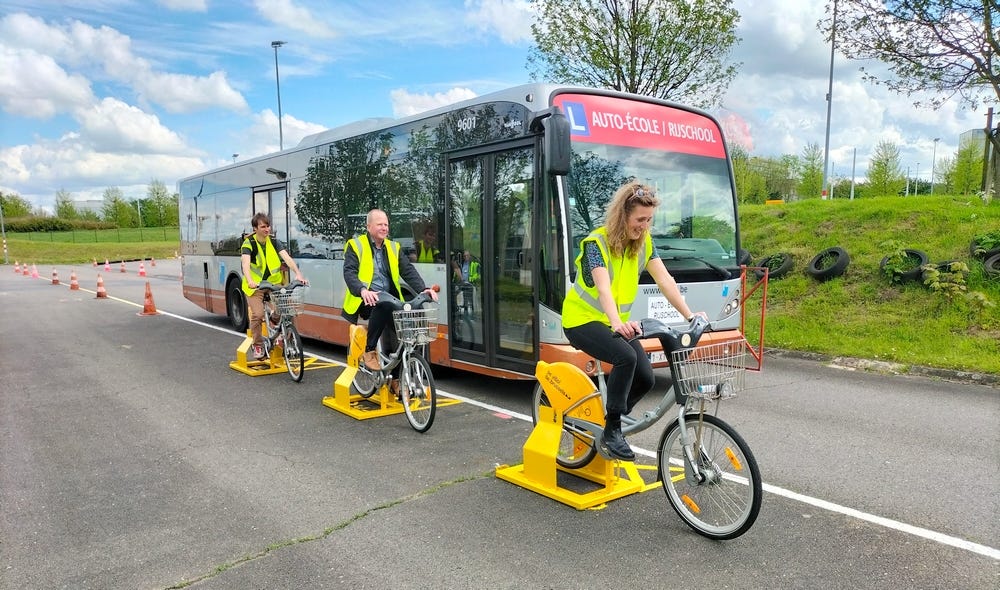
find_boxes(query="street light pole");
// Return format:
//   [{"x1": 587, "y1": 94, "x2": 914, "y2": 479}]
[
  {"x1": 930, "y1": 138, "x2": 940, "y2": 195},
  {"x1": 821, "y1": 0, "x2": 838, "y2": 199},
  {"x1": 271, "y1": 41, "x2": 287, "y2": 151}
]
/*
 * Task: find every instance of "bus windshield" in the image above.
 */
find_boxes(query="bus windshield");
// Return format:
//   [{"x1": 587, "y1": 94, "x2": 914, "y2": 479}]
[{"x1": 553, "y1": 92, "x2": 739, "y2": 278}]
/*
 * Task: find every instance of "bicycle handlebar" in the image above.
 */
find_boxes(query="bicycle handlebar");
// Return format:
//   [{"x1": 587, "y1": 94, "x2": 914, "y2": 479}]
[
  {"x1": 375, "y1": 284, "x2": 440, "y2": 311},
  {"x1": 616, "y1": 316, "x2": 711, "y2": 354},
  {"x1": 256, "y1": 279, "x2": 307, "y2": 292}
]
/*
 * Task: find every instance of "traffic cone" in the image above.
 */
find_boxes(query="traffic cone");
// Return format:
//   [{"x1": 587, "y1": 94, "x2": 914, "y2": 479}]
[
  {"x1": 13, "y1": 261, "x2": 19, "y2": 273},
  {"x1": 69, "y1": 271, "x2": 80, "y2": 290},
  {"x1": 138, "y1": 261, "x2": 146, "y2": 277},
  {"x1": 150, "y1": 257, "x2": 156, "y2": 267},
  {"x1": 95, "y1": 274, "x2": 108, "y2": 299},
  {"x1": 104, "y1": 259, "x2": 111, "y2": 272},
  {"x1": 92, "y1": 257, "x2": 97, "y2": 267},
  {"x1": 22, "y1": 263, "x2": 30, "y2": 276},
  {"x1": 120, "y1": 260, "x2": 126, "y2": 273},
  {"x1": 51, "y1": 268, "x2": 59, "y2": 285},
  {"x1": 138, "y1": 281, "x2": 158, "y2": 316},
  {"x1": 31, "y1": 264, "x2": 38, "y2": 278}
]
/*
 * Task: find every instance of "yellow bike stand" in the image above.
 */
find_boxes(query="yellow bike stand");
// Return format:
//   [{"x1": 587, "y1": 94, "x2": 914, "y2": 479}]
[
  {"x1": 496, "y1": 405, "x2": 647, "y2": 510},
  {"x1": 230, "y1": 326, "x2": 287, "y2": 377},
  {"x1": 323, "y1": 366, "x2": 409, "y2": 419}
]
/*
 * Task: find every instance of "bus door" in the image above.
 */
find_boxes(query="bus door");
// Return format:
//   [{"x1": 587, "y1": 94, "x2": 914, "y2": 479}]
[{"x1": 446, "y1": 140, "x2": 538, "y2": 375}]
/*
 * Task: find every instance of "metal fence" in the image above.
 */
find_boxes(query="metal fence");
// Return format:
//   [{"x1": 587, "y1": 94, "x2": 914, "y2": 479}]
[{"x1": 19, "y1": 227, "x2": 177, "y2": 243}]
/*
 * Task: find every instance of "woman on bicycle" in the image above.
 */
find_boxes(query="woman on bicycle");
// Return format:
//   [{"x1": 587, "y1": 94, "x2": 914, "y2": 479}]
[{"x1": 561, "y1": 182, "x2": 702, "y2": 461}]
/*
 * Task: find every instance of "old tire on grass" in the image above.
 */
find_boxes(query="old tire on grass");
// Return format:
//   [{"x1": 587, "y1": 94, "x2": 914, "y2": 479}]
[
  {"x1": 753, "y1": 252, "x2": 794, "y2": 281},
  {"x1": 806, "y1": 247, "x2": 850, "y2": 282},
  {"x1": 879, "y1": 248, "x2": 929, "y2": 283},
  {"x1": 984, "y1": 252, "x2": 1000, "y2": 279}
]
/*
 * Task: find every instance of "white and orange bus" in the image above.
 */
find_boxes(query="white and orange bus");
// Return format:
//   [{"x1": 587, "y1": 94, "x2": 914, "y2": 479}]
[{"x1": 179, "y1": 84, "x2": 752, "y2": 379}]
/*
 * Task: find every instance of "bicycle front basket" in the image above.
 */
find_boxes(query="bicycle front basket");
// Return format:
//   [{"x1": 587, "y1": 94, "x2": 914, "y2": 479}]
[
  {"x1": 393, "y1": 308, "x2": 438, "y2": 345},
  {"x1": 272, "y1": 288, "x2": 305, "y2": 317},
  {"x1": 671, "y1": 339, "x2": 747, "y2": 401}
]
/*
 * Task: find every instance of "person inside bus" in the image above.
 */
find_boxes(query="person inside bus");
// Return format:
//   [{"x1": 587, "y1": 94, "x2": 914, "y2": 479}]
[
  {"x1": 414, "y1": 223, "x2": 442, "y2": 263},
  {"x1": 342, "y1": 209, "x2": 439, "y2": 390},
  {"x1": 241, "y1": 212, "x2": 308, "y2": 360},
  {"x1": 451, "y1": 249, "x2": 480, "y2": 315},
  {"x1": 561, "y1": 182, "x2": 704, "y2": 461}
]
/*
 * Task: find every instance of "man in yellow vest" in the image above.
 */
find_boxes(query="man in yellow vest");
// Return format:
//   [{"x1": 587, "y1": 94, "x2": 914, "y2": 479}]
[
  {"x1": 241, "y1": 213, "x2": 308, "y2": 360},
  {"x1": 343, "y1": 209, "x2": 438, "y2": 375},
  {"x1": 414, "y1": 223, "x2": 441, "y2": 263}
]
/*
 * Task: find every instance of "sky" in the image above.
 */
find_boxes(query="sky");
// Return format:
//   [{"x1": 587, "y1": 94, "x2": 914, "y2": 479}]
[{"x1": 0, "y1": 0, "x2": 991, "y2": 212}]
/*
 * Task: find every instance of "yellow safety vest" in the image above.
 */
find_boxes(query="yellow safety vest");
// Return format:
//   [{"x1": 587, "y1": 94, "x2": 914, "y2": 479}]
[
  {"x1": 241, "y1": 235, "x2": 283, "y2": 296},
  {"x1": 416, "y1": 242, "x2": 439, "y2": 263},
  {"x1": 342, "y1": 235, "x2": 403, "y2": 314},
  {"x1": 561, "y1": 227, "x2": 652, "y2": 329}
]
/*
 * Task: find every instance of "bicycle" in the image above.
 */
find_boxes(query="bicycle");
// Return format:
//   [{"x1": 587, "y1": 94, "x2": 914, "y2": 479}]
[
  {"x1": 350, "y1": 289, "x2": 439, "y2": 432},
  {"x1": 532, "y1": 317, "x2": 761, "y2": 539},
  {"x1": 256, "y1": 279, "x2": 308, "y2": 382},
  {"x1": 450, "y1": 280, "x2": 475, "y2": 346}
]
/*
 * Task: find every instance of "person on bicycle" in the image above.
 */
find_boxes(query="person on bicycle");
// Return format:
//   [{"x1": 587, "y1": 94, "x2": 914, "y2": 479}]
[
  {"x1": 342, "y1": 209, "x2": 438, "y2": 386},
  {"x1": 561, "y1": 182, "x2": 702, "y2": 461},
  {"x1": 241, "y1": 212, "x2": 308, "y2": 360}
]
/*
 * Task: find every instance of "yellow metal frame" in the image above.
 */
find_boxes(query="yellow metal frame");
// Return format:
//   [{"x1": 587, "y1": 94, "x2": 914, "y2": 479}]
[
  {"x1": 323, "y1": 324, "x2": 460, "y2": 420},
  {"x1": 229, "y1": 325, "x2": 288, "y2": 376}
]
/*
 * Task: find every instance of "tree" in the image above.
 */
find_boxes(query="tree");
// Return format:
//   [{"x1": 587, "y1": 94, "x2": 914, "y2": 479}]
[
  {"x1": 527, "y1": 0, "x2": 741, "y2": 109},
  {"x1": 866, "y1": 140, "x2": 906, "y2": 196},
  {"x1": 796, "y1": 143, "x2": 825, "y2": 199},
  {"x1": 101, "y1": 187, "x2": 139, "y2": 227},
  {"x1": 145, "y1": 180, "x2": 176, "y2": 227},
  {"x1": 946, "y1": 141, "x2": 985, "y2": 195},
  {"x1": 55, "y1": 189, "x2": 79, "y2": 220},
  {"x1": 1, "y1": 192, "x2": 33, "y2": 217},
  {"x1": 730, "y1": 145, "x2": 767, "y2": 204},
  {"x1": 821, "y1": 1, "x2": 999, "y2": 110}
]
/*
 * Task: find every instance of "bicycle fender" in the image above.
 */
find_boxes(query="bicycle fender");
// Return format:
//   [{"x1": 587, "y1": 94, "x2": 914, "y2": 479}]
[{"x1": 535, "y1": 361, "x2": 602, "y2": 419}]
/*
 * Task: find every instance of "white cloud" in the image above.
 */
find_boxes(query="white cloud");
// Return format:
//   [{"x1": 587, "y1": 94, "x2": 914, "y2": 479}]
[
  {"x1": 73, "y1": 97, "x2": 189, "y2": 154},
  {"x1": 389, "y1": 87, "x2": 479, "y2": 118},
  {"x1": 464, "y1": 0, "x2": 535, "y2": 44},
  {"x1": 158, "y1": 0, "x2": 207, "y2": 10},
  {"x1": 0, "y1": 47, "x2": 94, "y2": 118},
  {"x1": 254, "y1": 0, "x2": 337, "y2": 39}
]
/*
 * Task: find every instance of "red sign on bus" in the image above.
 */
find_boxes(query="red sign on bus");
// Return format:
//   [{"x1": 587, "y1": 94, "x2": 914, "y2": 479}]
[{"x1": 554, "y1": 93, "x2": 726, "y2": 159}]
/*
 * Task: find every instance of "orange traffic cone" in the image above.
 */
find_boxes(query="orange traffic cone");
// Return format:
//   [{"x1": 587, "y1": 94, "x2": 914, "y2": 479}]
[
  {"x1": 96, "y1": 274, "x2": 108, "y2": 299},
  {"x1": 22, "y1": 263, "x2": 30, "y2": 276},
  {"x1": 69, "y1": 271, "x2": 80, "y2": 290},
  {"x1": 92, "y1": 257, "x2": 97, "y2": 267},
  {"x1": 104, "y1": 259, "x2": 111, "y2": 272},
  {"x1": 150, "y1": 257, "x2": 156, "y2": 267},
  {"x1": 31, "y1": 264, "x2": 38, "y2": 278},
  {"x1": 138, "y1": 261, "x2": 146, "y2": 277},
  {"x1": 120, "y1": 260, "x2": 126, "y2": 273},
  {"x1": 13, "y1": 261, "x2": 19, "y2": 273},
  {"x1": 138, "y1": 281, "x2": 158, "y2": 316},
  {"x1": 51, "y1": 268, "x2": 60, "y2": 285}
]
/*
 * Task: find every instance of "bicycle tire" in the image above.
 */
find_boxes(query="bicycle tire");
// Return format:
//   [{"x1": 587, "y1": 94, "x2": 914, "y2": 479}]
[
  {"x1": 282, "y1": 325, "x2": 305, "y2": 382},
  {"x1": 657, "y1": 413, "x2": 761, "y2": 540},
  {"x1": 531, "y1": 382, "x2": 597, "y2": 469},
  {"x1": 402, "y1": 354, "x2": 436, "y2": 433},
  {"x1": 352, "y1": 366, "x2": 377, "y2": 397}
]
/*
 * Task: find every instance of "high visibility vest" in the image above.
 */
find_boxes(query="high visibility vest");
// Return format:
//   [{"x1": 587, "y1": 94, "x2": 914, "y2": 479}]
[
  {"x1": 241, "y1": 235, "x2": 283, "y2": 296},
  {"x1": 342, "y1": 235, "x2": 403, "y2": 314},
  {"x1": 561, "y1": 227, "x2": 652, "y2": 329},
  {"x1": 416, "y1": 242, "x2": 439, "y2": 263}
]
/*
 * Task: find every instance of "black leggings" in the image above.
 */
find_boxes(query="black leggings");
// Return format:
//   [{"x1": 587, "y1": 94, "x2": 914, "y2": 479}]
[
  {"x1": 564, "y1": 321, "x2": 655, "y2": 414},
  {"x1": 363, "y1": 300, "x2": 398, "y2": 352}
]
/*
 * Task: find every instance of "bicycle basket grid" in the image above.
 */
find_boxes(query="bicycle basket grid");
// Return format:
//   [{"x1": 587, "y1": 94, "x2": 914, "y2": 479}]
[
  {"x1": 272, "y1": 288, "x2": 305, "y2": 316},
  {"x1": 393, "y1": 308, "x2": 438, "y2": 345},
  {"x1": 671, "y1": 339, "x2": 747, "y2": 400}
]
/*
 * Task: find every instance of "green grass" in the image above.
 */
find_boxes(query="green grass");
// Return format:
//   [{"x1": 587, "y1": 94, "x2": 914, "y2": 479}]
[
  {"x1": 740, "y1": 195, "x2": 1000, "y2": 375},
  {"x1": 4, "y1": 197, "x2": 999, "y2": 375}
]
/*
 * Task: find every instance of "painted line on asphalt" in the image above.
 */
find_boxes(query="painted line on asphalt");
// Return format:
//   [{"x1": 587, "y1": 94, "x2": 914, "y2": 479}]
[{"x1": 102, "y1": 291, "x2": 1000, "y2": 562}]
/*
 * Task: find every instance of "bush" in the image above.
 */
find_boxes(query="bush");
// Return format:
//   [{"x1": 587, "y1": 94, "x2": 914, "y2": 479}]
[{"x1": 5, "y1": 216, "x2": 115, "y2": 232}]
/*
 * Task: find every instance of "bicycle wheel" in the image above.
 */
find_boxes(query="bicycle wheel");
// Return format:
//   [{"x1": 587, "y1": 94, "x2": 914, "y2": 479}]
[
  {"x1": 282, "y1": 325, "x2": 305, "y2": 383},
  {"x1": 531, "y1": 382, "x2": 597, "y2": 469},
  {"x1": 401, "y1": 354, "x2": 436, "y2": 433},
  {"x1": 657, "y1": 413, "x2": 761, "y2": 540}
]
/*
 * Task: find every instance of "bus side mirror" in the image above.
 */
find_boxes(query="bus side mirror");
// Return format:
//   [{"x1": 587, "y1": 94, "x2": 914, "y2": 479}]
[{"x1": 542, "y1": 112, "x2": 571, "y2": 176}]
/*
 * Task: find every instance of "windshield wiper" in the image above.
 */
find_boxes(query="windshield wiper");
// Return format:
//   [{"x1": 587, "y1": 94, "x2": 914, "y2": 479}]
[{"x1": 659, "y1": 254, "x2": 732, "y2": 280}]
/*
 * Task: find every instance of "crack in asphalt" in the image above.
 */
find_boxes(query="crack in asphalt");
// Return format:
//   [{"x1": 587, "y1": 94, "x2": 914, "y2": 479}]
[{"x1": 161, "y1": 471, "x2": 492, "y2": 589}]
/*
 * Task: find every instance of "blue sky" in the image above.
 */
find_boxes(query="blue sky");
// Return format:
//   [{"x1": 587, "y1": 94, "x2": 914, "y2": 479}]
[{"x1": 0, "y1": 0, "x2": 989, "y2": 211}]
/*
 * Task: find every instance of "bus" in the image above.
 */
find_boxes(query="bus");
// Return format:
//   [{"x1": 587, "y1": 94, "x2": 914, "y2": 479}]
[{"x1": 179, "y1": 83, "x2": 752, "y2": 380}]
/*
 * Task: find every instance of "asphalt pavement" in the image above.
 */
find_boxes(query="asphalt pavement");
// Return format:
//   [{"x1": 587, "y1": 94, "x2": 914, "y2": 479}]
[{"x1": 1, "y1": 259, "x2": 997, "y2": 589}]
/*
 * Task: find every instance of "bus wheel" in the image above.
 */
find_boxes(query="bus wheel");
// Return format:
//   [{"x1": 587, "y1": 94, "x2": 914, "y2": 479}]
[
  {"x1": 806, "y1": 247, "x2": 850, "y2": 281},
  {"x1": 227, "y1": 278, "x2": 248, "y2": 332}
]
